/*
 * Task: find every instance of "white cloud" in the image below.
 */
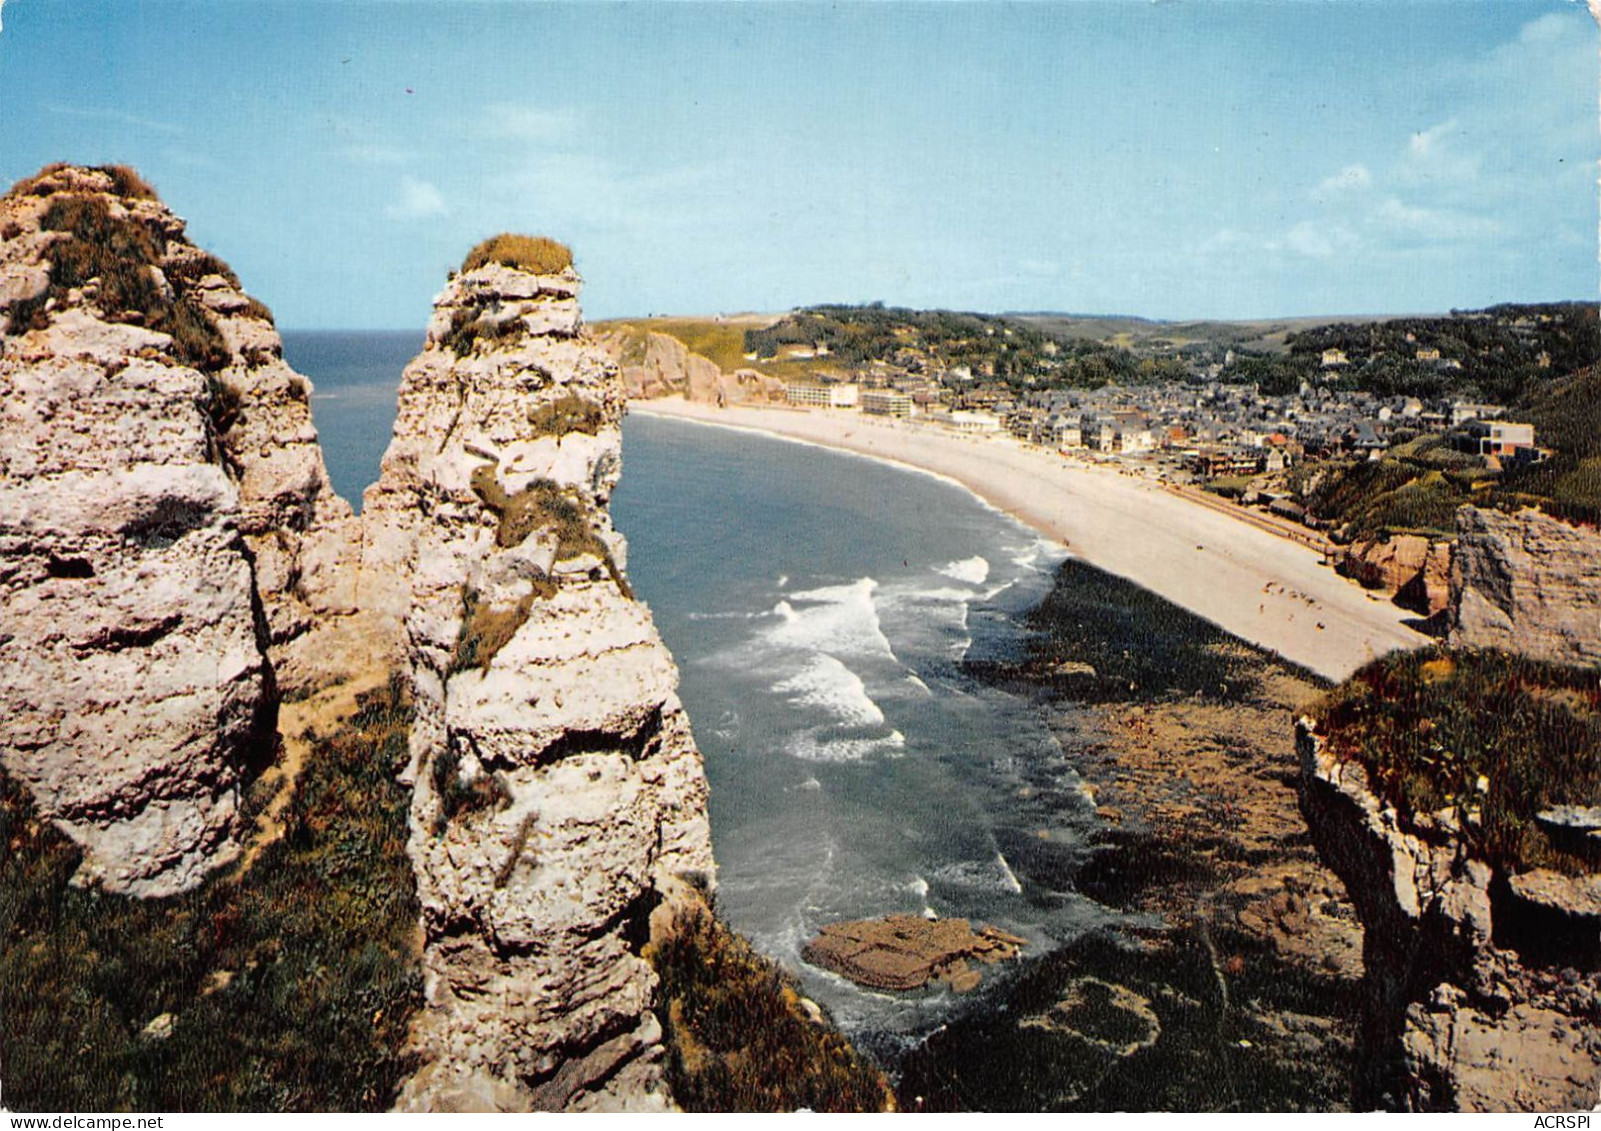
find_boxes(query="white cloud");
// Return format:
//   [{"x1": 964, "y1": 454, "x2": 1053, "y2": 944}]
[
  {"x1": 45, "y1": 102, "x2": 182, "y2": 135},
  {"x1": 479, "y1": 103, "x2": 581, "y2": 143},
  {"x1": 1369, "y1": 196, "x2": 1500, "y2": 243},
  {"x1": 1284, "y1": 221, "x2": 1337, "y2": 259},
  {"x1": 1399, "y1": 118, "x2": 1482, "y2": 187},
  {"x1": 386, "y1": 175, "x2": 448, "y2": 220},
  {"x1": 1519, "y1": 10, "x2": 1575, "y2": 45},
  {"x1": 1195, "y1": 227, "x2": 1254, "y2": 256},
  {"x1": 1407, "y1": 118, "x2": 1459, "y2": 160}
]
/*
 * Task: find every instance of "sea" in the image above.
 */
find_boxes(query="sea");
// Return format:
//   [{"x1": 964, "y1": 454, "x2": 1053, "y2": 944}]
[{"x1": 285, "y1": 332, "x2": 1111, "y2": 1047}]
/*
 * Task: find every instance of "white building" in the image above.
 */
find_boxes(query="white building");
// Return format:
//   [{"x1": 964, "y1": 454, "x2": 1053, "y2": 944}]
[
  {"x1": 860, "y1": 389, "x2": 913, "y2": 418},
  {"x1": 785, "y1": 382, "x2": 859, "y2": 409},
  {"x1": 928, "y1": 409, "x2": 1003, "y2": 434}
]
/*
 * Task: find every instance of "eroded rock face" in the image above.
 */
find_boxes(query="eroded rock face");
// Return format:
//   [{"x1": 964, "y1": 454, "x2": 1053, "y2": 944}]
[
  {"x1": 597, "y1": 328, "x2": 783, "y2": 405},
  {"x1": 1340, "y1": 535, "x2": 1452, "y2": 616},
  {"x1": 0, "y1": 165, "x2": 282, "y2": 895},
  {"x1": 1449, "y1": 506, "x2": 1601, "y2": 666},
  {"x1": 365, "y1": 261, "x2": 714, "y2": 1112},
  {"x1": 1297, "y1": 720, "x2": 1601, "y2": 1111}
]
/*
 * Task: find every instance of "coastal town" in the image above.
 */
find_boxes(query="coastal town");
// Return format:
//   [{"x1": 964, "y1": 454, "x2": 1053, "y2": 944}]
[
  {"x1": 785, "y1": 368, "x2": 1542, "y2": 487},
  {"x1": 604, "y1": 301, "x2": 1597, "y2": 566}
]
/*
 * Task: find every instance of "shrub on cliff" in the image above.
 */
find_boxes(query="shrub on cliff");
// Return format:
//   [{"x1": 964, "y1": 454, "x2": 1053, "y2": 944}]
[
  {"x1": 1313, "y1": 647, "x2": 1601, "y2": 874},
  {"x1": 0, "y1": 675, "x2": 422, "y2": 1111},
  {"x1": 460, "y1": 233, "x2": 573, "y2": 276},
  {"x1": 5, "y1": 163, "x2": 155, "y2": 201},
  {"x1": 647, "y1": 898, "x2": 892, "y2": 1112},
  {"x1": 6, "y1": 192, "x2": 231, "y2": 371}
]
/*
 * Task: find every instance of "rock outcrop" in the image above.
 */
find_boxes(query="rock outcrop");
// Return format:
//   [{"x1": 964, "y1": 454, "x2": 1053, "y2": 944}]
[
  {"x1": 362, "y1": 251, "x2": 715, "y2": 1111},
  {"x1": 804, "y1": 915, "x2": 1025, "y2": 993},
  {"x1": 597, "y1": 327, "x2": 783, "y2": 405},
  {"x1": 1449, "y1": 505, "x2": 1601, "y2": 666},
  {"x1": 1339, "y1": 535, "x2": 1451, "y2": 616},
  {"x1": 0, "y1": 165, "x2": 296, "y2": 895},
  {"x1": 1298, "y1": 720, "x2": 1600, "y2": 1111}
]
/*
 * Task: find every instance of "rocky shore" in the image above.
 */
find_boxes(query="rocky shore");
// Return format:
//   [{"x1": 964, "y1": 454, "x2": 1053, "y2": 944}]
[{"x1": 893, "y1": 558, "x2": 1364, "y2": 1111}]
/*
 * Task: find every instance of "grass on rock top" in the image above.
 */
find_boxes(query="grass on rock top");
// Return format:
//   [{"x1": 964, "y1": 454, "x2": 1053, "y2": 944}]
[
  {"x1": 460, "y1": 233, "x2": 573, "y2": 276},
  {"x1": 1312, "y1": 647, "x2": 1601, "y2": 875},
  {"x1": 6, "y1": 162, "x2": 157, "y2": 201}
]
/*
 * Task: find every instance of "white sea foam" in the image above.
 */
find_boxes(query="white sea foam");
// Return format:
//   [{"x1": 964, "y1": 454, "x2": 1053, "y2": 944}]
[
  {"x1": 933, "y1": 855, "x2": 1024, "y2": 894},
  {"x1": 995, "y1": 852, "x2": 1024, "y2": 894},
  {"x1": 773, "y1": 654, "x2": 886, "y2": 728},
  {"x1": 787, "y1": 728, "x2": 906, "y2": 763},
  {"x1": 938, "y1": 555, "x2": 991, "y2": 586},
  {"x1": 765, "y1": 577, "x2": 896, "y2": 662}
]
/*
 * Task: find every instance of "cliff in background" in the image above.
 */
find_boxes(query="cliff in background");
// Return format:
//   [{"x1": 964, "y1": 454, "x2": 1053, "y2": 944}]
[
  {"x1": 595, "y1": 324, "x2": 783, "y2": 405},
  {"x1": 1450, "y1": 504, "x2": 1601, "y2": 666},
  {"x1": 1337, "y1": 534, "x2": 1452, "y2": 618}
]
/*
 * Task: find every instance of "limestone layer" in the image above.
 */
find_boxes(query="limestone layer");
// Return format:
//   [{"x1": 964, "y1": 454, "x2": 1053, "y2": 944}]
[
  {"x1": 363, "y1": 262, "x2": 714, "y2": 1112},
  {"x1": 0, "y1": 165, "x2": 337, "y2": 894},
  {"x1": 1449, "y1": 505, "x2": 1601, "y2": 666}
]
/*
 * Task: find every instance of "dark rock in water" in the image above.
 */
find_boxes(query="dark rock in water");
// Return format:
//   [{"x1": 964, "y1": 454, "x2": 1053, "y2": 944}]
[{"x1": 804, "y1": 915, "x2": 1025, "y2": 992}]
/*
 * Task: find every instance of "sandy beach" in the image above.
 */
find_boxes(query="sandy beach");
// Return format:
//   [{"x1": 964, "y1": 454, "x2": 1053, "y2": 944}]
[{"x1": 629, "y1": 397, "x2": 1430, "y2": 683}]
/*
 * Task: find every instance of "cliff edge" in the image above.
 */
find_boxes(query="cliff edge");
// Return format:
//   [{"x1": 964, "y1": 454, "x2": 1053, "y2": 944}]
[
  {"x1": 360, "y1": 236, "x2": 715, "y2": 1111},
  {"x1": 1298, "y1": 650, "x2": 1600, "y2": 1110}
]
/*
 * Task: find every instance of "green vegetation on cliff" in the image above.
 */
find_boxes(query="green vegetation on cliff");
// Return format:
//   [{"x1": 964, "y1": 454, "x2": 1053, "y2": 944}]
[
  {"x1": 0, "y1": 677, "x2": 421, "y2": 1111},
  {"x1": 5, "y1": 193, "x2": 230, "y2": 371},
  {"x1": 1313, "y1": 648, "x2": 1601, "y2": 875},
  {"x1": 1290, "y1": 364, "x2": 1601, "y2": 536},
  {"x1": 648, "y1": 896, "x2": 892, "y2": 1112},
  {"x1": 460, "y1": 232, "x2": 573, "y2": 276}
]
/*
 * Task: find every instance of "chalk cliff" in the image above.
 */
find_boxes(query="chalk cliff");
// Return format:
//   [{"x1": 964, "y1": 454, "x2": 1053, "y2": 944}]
[
  {"x1": 1298, "y1": 719, "x2": 1600, "y2": 1110},
  {"x1": 597, "y1": 326, "x2": 783, "y2": 405},
  {"x1": 0, "y1": 165, "x2": 312, "y2": 895},
  {"x1": 361, "y1": 247, "x2": 715, "y2": 1111},
  {"x1": 1449, "y1": 505, "x2": 1601, "y2": 666}
]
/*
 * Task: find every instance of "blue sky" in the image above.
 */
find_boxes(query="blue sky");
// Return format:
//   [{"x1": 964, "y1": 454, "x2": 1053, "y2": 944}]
[{"x1": 1, "y1": 1, "x2": 1595, "y2": 327}]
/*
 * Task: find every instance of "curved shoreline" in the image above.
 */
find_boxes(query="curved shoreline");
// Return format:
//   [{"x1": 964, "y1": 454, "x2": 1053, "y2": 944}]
[{"x1": 628, "y1": 397, "x2": 1429, "y2": 683}]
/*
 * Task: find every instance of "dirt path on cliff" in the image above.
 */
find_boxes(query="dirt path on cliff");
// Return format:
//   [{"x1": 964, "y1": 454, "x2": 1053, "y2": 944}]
[{"x1": 239, "y1": 663, "x2": 393, "y2": 873}]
